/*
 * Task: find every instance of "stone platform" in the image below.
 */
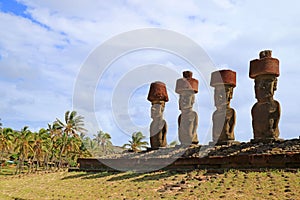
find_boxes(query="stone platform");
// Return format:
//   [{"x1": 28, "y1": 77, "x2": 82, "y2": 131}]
[{"x1": 76, "y1": 138, "x2": 300, "y2": 172}]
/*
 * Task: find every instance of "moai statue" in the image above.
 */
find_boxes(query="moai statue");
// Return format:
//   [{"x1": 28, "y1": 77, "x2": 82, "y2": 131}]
[
  {"x1": 210, "y1": 69, "x2": 237, "y2": 145},
  {"x1": 175, "y1": 71, "x2": 199, "y2": 145},
  {"x1": 249, "y1": 50, "x2": 281, "y2": 142},
  {"x1": 147, "y1": 81, "x2": 169, "y2": 149}
]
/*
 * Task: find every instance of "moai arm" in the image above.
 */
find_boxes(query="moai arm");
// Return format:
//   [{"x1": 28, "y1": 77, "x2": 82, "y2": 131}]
[
  {"x1": 270, "y1": 101, "x2": 280, "y2": 137},
  {"x1": 178, "y1": 114, "x2": 182, "y2": 128},
  {"x1": 251, "y1": 104, "x2": 259, "y2": 137},
  {"x1": 162, "y1": 121, "x2": 167, "y2": 142},
  {"x1": 192, "y1": 112, "x2": 198, "y2": 136},
  {"x1": 229, "y1": 109, "x2": 236, "y2": 135}
]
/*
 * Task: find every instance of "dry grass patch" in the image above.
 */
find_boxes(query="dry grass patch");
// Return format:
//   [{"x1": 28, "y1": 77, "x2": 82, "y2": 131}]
[{"x1": 0, "y1": 169, "x2": 299, "y2": 199}]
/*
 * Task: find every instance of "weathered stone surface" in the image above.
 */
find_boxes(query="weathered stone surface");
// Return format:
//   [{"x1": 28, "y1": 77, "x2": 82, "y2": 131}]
[
  {"x1": 77, "y1": 138, "x2": 300, "y2": 171},
  {"x1": 175, "y1": 71, "x2": 198, "y2": 94},
  {"x1": 211, "y1": 70, "x2": 237, "y2": 145},
  {"x1": 176, "y1": 71, "x2": 199, "y2": 145},
  {"x1": 147, "y1": 81, "x2": 169, "y2": 103},
  {"x1": 210, "y1": 69, "x2": 236, "y2": 87},
  {"x1": 249, "y1": 50, "x2": 279, "y2": 79},
  {"x1": 148, "y1": 81, "x2": 169, "y2": 149},
  {"x1": 250, "y1": 50, "x2": 281, "y2": 142},
  {"x1": 77, "y1": 139, "x2": 300, "y2": 171},
  {"x1": 150, "y1": 104, "x2": 167, "y2": 149}
]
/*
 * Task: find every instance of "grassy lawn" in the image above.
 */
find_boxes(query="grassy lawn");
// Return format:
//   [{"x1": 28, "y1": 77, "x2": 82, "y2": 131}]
[{"x1": 0, "y1": 169, "x2": 299, "y2": 200}]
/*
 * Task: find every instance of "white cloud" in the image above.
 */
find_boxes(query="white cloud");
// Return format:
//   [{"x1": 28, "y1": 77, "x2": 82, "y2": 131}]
[{"x1": 1, "y1": 0, "x2": 300, "y2": 144}]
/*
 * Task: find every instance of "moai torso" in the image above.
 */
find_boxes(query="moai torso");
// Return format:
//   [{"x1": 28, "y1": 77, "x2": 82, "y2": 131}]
[
  {"x1": 178, "y1": 109, "x2": 198, "y2": 145},
  {"x1": 252, "y1": 100, "x2": 280, "y2": 139},
  {"x1": 212, "y1": 107, "x2": 236, "y2": 142},
  {"x1": 150, "y1": 117, "x2": 167, "y2": 149}
]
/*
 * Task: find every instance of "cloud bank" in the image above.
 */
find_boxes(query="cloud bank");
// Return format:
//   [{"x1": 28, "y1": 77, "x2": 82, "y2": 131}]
[{"x1": 0, "y1": 0, "x2": 300, "y2": 145}]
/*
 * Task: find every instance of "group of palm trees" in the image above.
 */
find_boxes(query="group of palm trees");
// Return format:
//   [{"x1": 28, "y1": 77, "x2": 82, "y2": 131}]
[
  {"x1": 0, "y1": 110, "x2": 176, "y2": 174},
  {"x1": 0, "y1": 111, "x2": 92, "y2": 174}
]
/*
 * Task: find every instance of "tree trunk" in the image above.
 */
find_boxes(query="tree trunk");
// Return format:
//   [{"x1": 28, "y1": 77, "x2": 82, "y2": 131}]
[
  {"x1": 58, "y1": 142, "x2": 66, "y2": 169},
  {"x1": 0, "y1": 150, "x2": 4, "y2": 172},
  {"x1": 44, "y1": 154, "x2": 49, "y2": 170},
  {"x1": 16, "y1": 155, "x2": 23, "y2": 174}
]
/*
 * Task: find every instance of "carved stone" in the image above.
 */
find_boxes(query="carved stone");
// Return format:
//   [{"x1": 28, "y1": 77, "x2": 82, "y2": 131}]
[
  {"x1": 175, "y1": 71, "x2": 199, "y2": 145},
  {"x1": 147, "y1": 81, "x2": 169, "y2": 103},
  {"x1": 249, "y1": 50, "x2": 281, "y2": 142},
  {"x1": 175, "y1": 71, "x2": 198, "y2": 94},
  {"x1": 210, "y1": 70, "x2": 237, "y2": 145},
  {"x1": 148, "y1": 81, "x2": 168, "y2": 149}
]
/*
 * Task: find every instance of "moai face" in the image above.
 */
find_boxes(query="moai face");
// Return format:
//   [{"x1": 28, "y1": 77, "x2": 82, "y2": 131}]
[
  {"x1": 151, "y1": 103, "x2": 164, "y2": 119},
  {"x1": 214, "y1": 85, "x2": 233, "y2": 109},
  {"x1": 254, "y1": 75, "x2": 277, "y2": 100},
  {"x1": 179, "y1": 92, "x2": 195, "y2": 110}
]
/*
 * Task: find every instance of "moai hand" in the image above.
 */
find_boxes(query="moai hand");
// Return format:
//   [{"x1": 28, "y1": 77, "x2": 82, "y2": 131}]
[
  {"x1": 175, "y1": 71, "x2": 199, "y2": 145},
  {"x1": 147, "y1": 81, "x2": 169, "y2": 149},
  {"x1": 249, "y1": 50, "x2": 281, "y2": 142},
  {"x1": 210, "y1": 70, "x2": 237, "y2": 145}
]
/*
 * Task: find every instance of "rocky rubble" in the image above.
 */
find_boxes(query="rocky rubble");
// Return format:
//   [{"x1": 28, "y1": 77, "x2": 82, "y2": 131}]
[{"x1": 100, "y1": 138, "x2": 300, "y2": 160}]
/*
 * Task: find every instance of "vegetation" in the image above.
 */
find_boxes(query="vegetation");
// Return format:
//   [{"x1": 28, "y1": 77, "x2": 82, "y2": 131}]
[
  {"x1": 0, "y1": 111, "x2": 119, "y2": 174},
  {"x1": 168, "y1": 140, "x2": 179, "y2": 147},
  {"x1": 123, "y1": 131, "x2": 149, "y2": 152},
  {"x1": 0, "y1": 127, "x2": 14, "y2": 172},
  {"x1": 93, "y1": 130, "x2": 113, "y2": 154},
  {"x1": 0, "y1": 170, "x2": 299, "y2": 199}
]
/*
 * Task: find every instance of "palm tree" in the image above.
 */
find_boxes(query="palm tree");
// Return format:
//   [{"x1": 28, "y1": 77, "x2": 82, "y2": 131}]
[
  {"x1": 0, "y1": 127, "x2": 14, "y2": 172},
  {"x1": 81, "y1": 137, "x2": 96, "y2": 156},
  {"x1": 47, "y1": 123, "x2": 62, "y2": 169},
  {"x1": 88, "y1": 139, "x2": 98, "y2": 155},
  {"x1": 123, "y1": 131, "x2": 149, "y2": 152},
  {"x1": 14, "y1": 126, "x2": 34, "y2": 174},
  {"x1": 55, "y1": 111, "x2": 86, "y2": 168},
  {"x1": 93, "y1": 130, "x2": 112, "y2": 154},
  {"x1": 41, "y1": 128, "x2": 53, "y2": 170},
  {"x1": 31, "y1": 128, "x2": 49, "y2": 171},
  {"x1": 64, "y1": 136, "x2": 82, "y2": 167}
]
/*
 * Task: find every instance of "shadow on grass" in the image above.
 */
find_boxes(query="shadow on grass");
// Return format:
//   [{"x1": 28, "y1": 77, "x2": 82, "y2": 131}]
[
  {"x1": 62, "y1": 171, "x2": 120, "y2": 180},
  {"x1": 132, "y1": 170, "x2": 185, "y2": 182},
  {"x1": 107, "y1": 172, "x2": 143, "y2": 181},
  {"x1": 107, "y1": 170, "x2": 185, "y2": 182},
  {"x1": 12, "y1": 197, "x2": 27, "y2": 200},
  {"x1": 82, "y1": 171, "x2": 120, "y2": 179},
  {"x1": 61, "y1": 172, "x2": 94, "y2": 180}
]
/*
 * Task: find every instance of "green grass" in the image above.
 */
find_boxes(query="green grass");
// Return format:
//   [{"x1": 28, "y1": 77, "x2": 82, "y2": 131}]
[
  {"x1": 0, "y1": 165, "x2": 17, "y2": 176},
  {"x1": 0, "y1": 169, "x2": 299, "y2": 199}
]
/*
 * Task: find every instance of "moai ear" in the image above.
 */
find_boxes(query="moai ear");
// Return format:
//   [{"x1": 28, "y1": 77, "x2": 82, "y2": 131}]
[
  {"x1": 191, "y1": 94, "x2": 195, "y2": 104},
  {"x1": 273, "y1": 78, "x2": 278, "y2": 91},
  {"x1": 160, "y1": 104, "x2": 165, "y2": 112},
  {"x1": 227, "y1": 87, "x2": 233, "y2": 99}
]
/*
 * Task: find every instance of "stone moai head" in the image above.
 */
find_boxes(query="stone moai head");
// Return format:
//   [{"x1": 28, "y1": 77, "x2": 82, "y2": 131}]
[
  {"x1": 147, "y1": 81, "x2": 168, "y2": 119},
  {"x1": 150, "y1": 103, "x2": 165, "y2": 119},
  {"x1": 175, "y1": 71, "x2": 198, "y2": 110},
  {"x1": 254, "y1": 75, "x2": 277, "y2": 100},
  {"x1": 250, "y1": 50, "x2": 280, "y2": 101},
  {"x1": 210, "y1": 70, "x2": 236, "y2": 110},
  {"x1": 178, "y1": 91, "x2": 195, "y2": 110}
]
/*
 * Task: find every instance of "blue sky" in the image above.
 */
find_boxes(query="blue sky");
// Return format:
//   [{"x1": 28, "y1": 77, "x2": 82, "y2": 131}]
[{"x1": 0, "y1": 0, "x2": 300, "y2": 146}]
